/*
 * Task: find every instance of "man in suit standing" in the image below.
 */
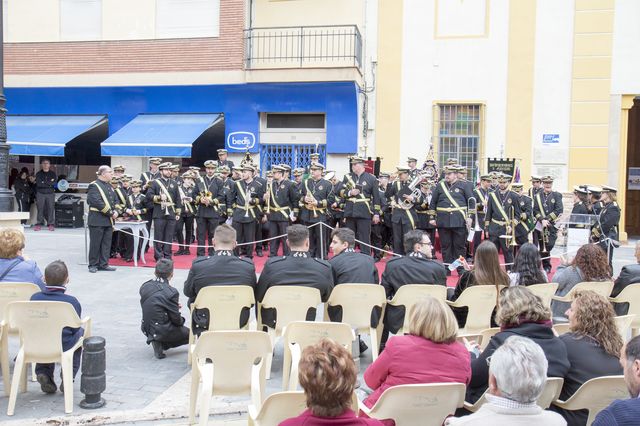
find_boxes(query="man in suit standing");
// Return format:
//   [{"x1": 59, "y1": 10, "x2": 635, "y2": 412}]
[{"x1": 87, "y1": 166, "x2": 119, "y2": 273}]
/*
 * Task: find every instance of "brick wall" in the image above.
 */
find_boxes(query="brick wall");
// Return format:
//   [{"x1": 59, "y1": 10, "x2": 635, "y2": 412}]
[{"x1": 5, "y1": 0, "x2": 244, "y2": 75}]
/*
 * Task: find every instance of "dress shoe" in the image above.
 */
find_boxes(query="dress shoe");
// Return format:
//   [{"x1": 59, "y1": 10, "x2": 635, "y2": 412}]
[
  {"x1": 183, "y1": 249, "x2": 191, "y2": 255},
  {"x1": 98, "y1": 266, "x2": 117, "y2": 271},
  {"x1": 255, "y1": 249, "x2": 264, "y2": 257},
  {"x1": 174, "y1": 249, "x2": 185, "y2": 256},
  {"x1": 124, "y1": 258, "x2": 133, "y2": 263},
  {"x1": 88, "y1": 266, "x2": 98, "y2": 273},
  {"x1": 48, "y1": 224, "x2": 55, "y2": 231},
  {"x1": 151, "y1": 341, "x2": 166, "y2": 359},
  {"x1": 37, "y1": 374, "x2": 57, "y2": 394},
  {"x1": 34, "y1": 225, "x2": 42, "y2": 231}
]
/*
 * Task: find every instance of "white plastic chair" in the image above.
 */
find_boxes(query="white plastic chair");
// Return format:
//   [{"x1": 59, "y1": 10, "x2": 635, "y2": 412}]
[
  {"x1": 386, "y1": 284, "x2": 447, "y2": 335},
  {"x1": 446, "y1": 285, "x2": 502, "y2": 334},
  {"x1": 247, "y1": 391, "x2": 307, "y2": 426},
  {"x1": 257, "y1": 286, "x2": 322, "y2": 379},
  {"x1": 552, "y1": 281, "x2": 614, "y2": 302},
  {"x1": 359, "y1": 383, "x2": 466, "y2": 426},
  {"x1": 552, "y1": 322, "x2": 572, "y2": 336},
  {"x1": 0, "y1": 282, "x2": 42, "y2": 392},
  {"x1": 464, "y1": 377, "x2": 564, "y2": 412},
  {"x1": 6, "y1": 301, "x2": 91, "y2": 415},
  {"x1": 527, "y1": 283, "x2": 559, "y2": 310},
  {"x1": 325, "y1": 284, "x2": 386, "y2": 360},
  {"x1": 614, "y1": 314, "x2": 636, "y2": 340},
  {"x1": 283, "y1": 321, "x2": 355, "y2": 391},
  {"x1": 610, "y1": 283, "x2": 640, "y2": 337},
  {"x1": 187, "y1": 285, "x2": 255, "y2": 365},
  {"x1": 188, "y1": 330, "x2": 272, "y2": 426},
  {"x1": 552, "y1": 375, "x2": 627, "y2": 426}
]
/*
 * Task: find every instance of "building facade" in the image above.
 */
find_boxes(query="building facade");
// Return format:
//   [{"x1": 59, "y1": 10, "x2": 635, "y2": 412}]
[{"x1": 375, "y1": 0, "x2": 640, "y2": 239}]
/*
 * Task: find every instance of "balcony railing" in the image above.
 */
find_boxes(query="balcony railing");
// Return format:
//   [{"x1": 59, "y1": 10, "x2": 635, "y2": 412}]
[{"x1": 244, "y1": 25, "x2": 362, "y2": 71}]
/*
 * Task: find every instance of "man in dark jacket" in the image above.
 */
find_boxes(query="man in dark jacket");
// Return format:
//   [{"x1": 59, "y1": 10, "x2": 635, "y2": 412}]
[
  {"x1": 34, "y1": 159, "x2": 57, "y2": 231},
  {"x1": 612, "y1": 241, "x2": 640, "y2": 315},
  {"x1": 140, "y1": 259, "x2": 189, "y2": 359},
  {"x1": 328, "y1": 227, "x2": 378, "y2": 284},
  {"x1": 146, "y1": 162, "x2": 183, "y2": 261},
  {"x1": 87, "y1": 166, "x2": 119, "y2": 273},
  {"x1": 379, "y1": 229, "x2": 447, "y2": 350},
  {"x1": 183, "y1": 224, "x2": 256, "y2": 335},
  {"x1": 31, "y1": 261, "x2": 83, "y2": 394}
]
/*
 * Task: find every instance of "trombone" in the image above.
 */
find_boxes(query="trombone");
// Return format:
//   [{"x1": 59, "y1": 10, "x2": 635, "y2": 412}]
[{"x1": 499, "y1": 206, "x2": 518, "y2": 247}]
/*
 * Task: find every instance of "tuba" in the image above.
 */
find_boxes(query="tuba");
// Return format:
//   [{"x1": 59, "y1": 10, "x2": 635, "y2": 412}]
[{"x1": 399, "y1": 172, "x2": 427, "y2": 210}]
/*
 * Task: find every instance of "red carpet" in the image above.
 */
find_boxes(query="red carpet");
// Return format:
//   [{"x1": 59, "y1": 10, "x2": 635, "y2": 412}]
[{"x1": 109, "y1": 243, "x2": 561, "y2": 288}]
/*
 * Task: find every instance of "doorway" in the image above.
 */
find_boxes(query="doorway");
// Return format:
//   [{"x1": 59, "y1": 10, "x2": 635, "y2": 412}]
[{"x1": 625, "y1": 98, "x2": 640, "y2": 236}]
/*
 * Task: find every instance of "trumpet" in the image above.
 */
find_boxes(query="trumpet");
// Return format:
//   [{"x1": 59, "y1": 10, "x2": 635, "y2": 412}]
[
  {"x1": 499, "y1": 206, "x2": 519, "y2": 247},
  {"x1": 244, "y1": 191, "x2": 251, "y2": 218},
  {"x1": 541, "y1": 225, "x2": 550, "y2": 252}
]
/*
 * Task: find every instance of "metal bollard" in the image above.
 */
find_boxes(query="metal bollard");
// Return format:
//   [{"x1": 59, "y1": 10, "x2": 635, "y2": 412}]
[{"x1": 80, "y1": 336, "x2": 107, "y2": 409}]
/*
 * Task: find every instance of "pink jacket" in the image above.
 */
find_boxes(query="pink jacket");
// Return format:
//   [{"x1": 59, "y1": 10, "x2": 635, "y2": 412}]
[{"x1": 363, "y1": 334, "x2": 471, "y2": 408}]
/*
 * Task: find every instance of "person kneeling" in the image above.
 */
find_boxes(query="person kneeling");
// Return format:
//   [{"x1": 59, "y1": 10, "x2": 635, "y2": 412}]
[{"x1": 140, "y1": 259, "x2": 189, "y2": 359}]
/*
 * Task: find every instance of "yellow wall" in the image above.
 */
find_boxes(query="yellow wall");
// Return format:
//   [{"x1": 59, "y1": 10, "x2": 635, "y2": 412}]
[
  {"x1": 252, "y1": 0, "x2": 365, "y2": 29},
  {"x1": 504, "y1": 0, "x2": 537, "y2": 182},
  {"x1": 374, "y1": 0, "x2": 402, "y2": 169},
  {"x1": 567, "y1": 0, "x2": 615, "y2": 188}
]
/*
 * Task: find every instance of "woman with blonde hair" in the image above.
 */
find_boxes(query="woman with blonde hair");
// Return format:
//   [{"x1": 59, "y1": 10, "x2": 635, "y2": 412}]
[
  {"x1": 0, "y1": 227, "x2": 44, "y2": 288},
  {"x1": 450, "y1": 241, "x2": 510, "y2": 327},
  {"x1": 363, "y1": 297, "x2": 471, "y2": 418},
  {"x1": 551, "y1": 290, "x2": 623, "y2": 425},
  {"x1": 281, "y1": 338, "x2": 383, "y2": 425},
  {"x1": 467, "y1": 286, "x2": 569, "y2": 403}
]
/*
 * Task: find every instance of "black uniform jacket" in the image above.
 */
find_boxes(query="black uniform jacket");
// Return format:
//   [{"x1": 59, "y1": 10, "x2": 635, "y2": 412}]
[
  {"x1": 385, "y1": 179, "x2": 420, "y2": 226},
  {"x1": 533, "y1": 190, "x2": 563, "y2": 223},
  {"x1": 592, "y1": 201, "x2": 620, "y2": 244},
  {"x1": 226, "y1": 179, "x2": 264, "y2": 223},
  {"x1": 87, "y1": 179, "x2": 118, "y2": 227},
  {"x1": 139, "y1": 278, "x2": 185, "y2": 344},
  {"x1": 485, "y1": 190, "x2": 521, "y2": 236},
  {"x1": 429, "y1": 179, "x2": 473, "y2": 228},
  {"x1": 146, "y1": 177, "x2": 183, "y2": 219},
  {"x1": 341, "y1": 172, "x2": 381, "y2": 219},
  {"x1": 473, "y1": 187, "x2": 491, "y2": 230},
  {"x1": 299, "y1": 177, "x2": 333, "y2": 223},
  {"x1": 328, "y1": 248, "x2": 379, "y2": 285},
  {"x1": 516, "y1": 194, "x2": 533, "y2": 236},
  {"x1": 183, "y1": 250, "x2": 257, "y2": 333},
  {"x1": 195, "y1": 175, "x2": 225, "y2": 218},
  {"x1": 267, "y1": 179, "x2": 299, "y2": 222},
  {"x1": 380, "y1": 252, "x2": 447, "y2": 333},
  {"x1": 256, "y1": 251, "x2": 334, "y2": 328},
  {"x1": 126, "y1": 193, "x2": 148, "y2": 221}
]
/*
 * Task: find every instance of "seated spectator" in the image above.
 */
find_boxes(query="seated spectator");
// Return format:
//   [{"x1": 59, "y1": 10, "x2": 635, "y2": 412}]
[
  {"x1": 509, "y1": 242, "x2": 548, "y2": 286},
  {"x1": 593, "y1": 335, "x2": 640, "y2": 426},
  {"x1": 363, "y1": 297, "x2": 471, "y2": 423},
  {"x1": 611, "y1": 241, "x2": 640, "y2": 315},
  {"x1": 0, "y1": 227, "x2": 45, "y2": 288},
  {"x1": 550, "y1": 290, "x2": 623, "y2": 425},
  {"x1": 446, "y1": 336, "x2": 566, "y2": 425},
  {"x1": 31, "y1": 260, "x2": 83, "y2": 394},
  {"x1": 551, "y1": 244, "x2": 612, "y2": 320},
  {"x1": 256, "y1": 224, "x2": 334, "y2": 328},
  {"x1": 467, "y1": 286, "x2": 569, "y2": 403},
  {"x1": 380, "y1": 230, "x2": 446, "y2": 349},
  {"x1": 140, "y1": 259, "x2": 189, "y2": 359},
  {"x1": 450, "y1": 241, "x2": 509, "y2": 328},
  {"x1": 183, "y1": 224, "x2": 256, "y2": 334},
  {"x1": 329, "y1": 228, "x2": 379, "y2": 285},
  {"x1": 281, "y1": 338, "x2": 383, "y2": 426}
]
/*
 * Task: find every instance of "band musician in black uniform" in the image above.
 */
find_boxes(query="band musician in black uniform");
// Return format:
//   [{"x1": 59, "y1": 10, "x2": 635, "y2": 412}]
[
  {"x1": 183, "y1": 224, "x2": 256, "y2": 335},
  {"x1": 122, "y1": 180, "x2": 148, "y2": 262},
  {"x1": 571, "y1": 186, "x2": 589, "y2": 216},
  {"x1": 386, "y1": 166, "x2": 420, "y2": 255},
  {"x1": 429, "y1": 165, "x2": 473, "y2": 273},
  {"x1": 415, "y1": 180, "x2": 436, "y2": 258},
  {"x1": 215, "y1": 149, "x2": 235, "y2": 169},
  {"x1": 87, "y1": 165, "x2": 119, "y2": 273},
  {"x1": 533, "y1": 176, "x2": 563, "y2": 273},
  {"x1": 140, "y1": 157, "x2": 162, "y2": 235},
  {"x1": 256, "y1": 225, "x2": 334, "y2": 328},
  {"x1": 371, "y1": 172, "x2": 392, "y2": 261},
  {"x1": 195, "y1": 160, "x2": 226, "y2": 257},
  {"x1": 328, "y1": 227, "x2": 378, "y2": 285},
  {"x1": 146, "y1": 162, "x2": 182, "y2": 261},
  {"x1": 264, "y1": 165, "x2": 298, "y2": 257},
  {"x1": 299, "y1": 162, "x2": 333, "y2": 258},
  {"x1": 175, "y1": 172, "x2": 198, "y2": 256},
  {"x1": 471, "y1": 175, "x2": 492, "y2": 257},
  {"x1": 484, "y1": 173, "x2": 521, "y2": 270},
  {"x1": 587, "y1": 186, "x2": 604, "y2": 215},
  {"x1": 226, "y1": 164, "x2": 264, "y2": 259},
  {"x1": 511, "y1": 183, "x2": 533, "y2": 247},
  {"x1": 591, "y1": 186, "x2": 620, "y2": 267},
  {"x1": 341, "y1": 156, "x2": 381, "y2": 256}
]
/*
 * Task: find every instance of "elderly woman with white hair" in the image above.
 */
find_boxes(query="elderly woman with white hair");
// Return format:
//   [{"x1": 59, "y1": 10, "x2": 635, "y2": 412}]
[{"x1": 446, "y1": 336, "x2": 566, "y2": 425}]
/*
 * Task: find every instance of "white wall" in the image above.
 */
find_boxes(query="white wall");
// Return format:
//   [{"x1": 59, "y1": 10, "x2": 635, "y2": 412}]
[
  {"x1": 399, "y1": 0, "x2": 510, "y2": 167},
  {"x1": 611, "y1": 0, "x2": 640, "y2": 95},
  {"x1": 530, "y1": 0, "x2": 575, "y2": 192}
]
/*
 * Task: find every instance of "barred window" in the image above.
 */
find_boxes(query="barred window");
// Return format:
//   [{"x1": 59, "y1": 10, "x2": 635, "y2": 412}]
[
  {"x1": 259, "y1": 144, "x2": 326, "y2": 176},
  {"x1": 436, "y1": 104, "x2": 482, "y2": 181}
]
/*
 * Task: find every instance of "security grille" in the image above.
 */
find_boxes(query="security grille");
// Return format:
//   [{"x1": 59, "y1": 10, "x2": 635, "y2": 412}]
[
  {"x1": 436, "y1": 104, "x2": 482, "y2": 181},
  {"x1": 260, "y1": 144, "x2": 326, "y2": 175}
]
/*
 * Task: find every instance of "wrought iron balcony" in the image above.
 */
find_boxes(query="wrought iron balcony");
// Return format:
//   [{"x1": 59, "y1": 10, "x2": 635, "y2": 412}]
[{"x1": 244, "y1": 25, "x2": 362, "y2": 71}]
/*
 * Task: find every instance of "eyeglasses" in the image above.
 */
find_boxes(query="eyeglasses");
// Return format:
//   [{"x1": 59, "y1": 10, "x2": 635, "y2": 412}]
[{"x1": 420, "y1": 241, "x2": 432, "y2": 246}]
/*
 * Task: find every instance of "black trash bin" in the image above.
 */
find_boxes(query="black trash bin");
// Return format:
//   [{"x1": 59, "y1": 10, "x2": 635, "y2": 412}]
[{"x1": 55, "y1": 195, "x2": 84, "y2": 228}]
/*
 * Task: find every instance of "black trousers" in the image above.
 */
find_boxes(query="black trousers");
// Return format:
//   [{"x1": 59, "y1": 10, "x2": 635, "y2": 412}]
[
  {"x1": 36, "y1": 347, "x2": 81, "y2": 380},
  {"x1": 156, "y1": 326, "x2": 190, "y2": 350},
  {"x1": 255, "y1": 217, "x2": 264, "y2": 254},
  {"x1": 438, "y1": 226, "x2": 467, "y2": 266},
  {"x1": 345, "y1": 217, "x2": 372, "y2": 256},
  {"x1": 233, "y1": 220, "x2": 256, "y2": 258},
  {"x1": 306, "y1": 221, "x2": 326, "y2": 259},
  {"x1": 269, "y1": 220, "x2": 289, "y2": 256},
  {"x1": 196, "y1": 216, "x2": 217, "y2": 256},
  {"x1": 176, "y1": 215, "x2": 195, "y2": 251},
  {"x1": 89, "y1": 225, "x2": 113, "y2": 269},
  {"x1": 154, "y1": 217, "x2": 176, "y2": 260},
  {"x1": 489, "y1": 232, "x2": 514, "y2": 270},
  {"x1": 16, "y1": 197, "x2": 30, "y2": 224},
  {"x1": 534, "y1": 228, "x2": 558, "y2": 271},
  {"x1": 392, "y1": 220, "x2": 414, "y2": 256},
  {"x1": 36, "y1": 192, "x2": 55, "y2": 225}
]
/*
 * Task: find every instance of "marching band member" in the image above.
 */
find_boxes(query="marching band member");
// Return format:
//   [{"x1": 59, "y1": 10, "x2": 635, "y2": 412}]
[
  {"x1": 591, "y1": 186, "x2": 620, "y2": 267},
  {"x1": 471, "y1": 174, "x2": 492, "y2": 257},
  {"x1": 226, "y1": 164, "x2": 264, "y2": 259},
  {"x1": 484, "y1": 173, "x2": 521, "y2": 270},
  {"x1": 264, "y1": 165, "x2": 298, "y2": 257},
  {"x1": 299, "y1": 163, "x2": 333, "y2": 258},
  {"x1": 371, "y1": 172, "x2": 391, "y2": 261},
  {"x1": 532, "y1": 176, "x2": 563, "y2": 274},
  {"x1": 195, "y1": 160, "x2": 226, "y2": 257},
  {"x1": 215, "y1": 148, "x2": 235, "y2": 169},
  {"x1": 407, "y1": 157, "x2": 419, "y2": 179},
  {"x1": 511, "y1": 182, "x2": 533, "y2": 247},
  {"x1": 175, "y1": 172, "x2": 197, "y2": 256},
  {"x1": 386, "y1": 166, "x2": 420, "y2": 255},
  {"x1": 122, "y1": 180, "x2": 148, "y2": 262},
  {"x1": 587, "y1": 185, "x2": 604, "y2": 215},
  {"x1": 140, "y1": 158, "x2": 162, "y2": 235},
  {"x1": 146, "y1": 162, "x2": 182, "y2": 261}
]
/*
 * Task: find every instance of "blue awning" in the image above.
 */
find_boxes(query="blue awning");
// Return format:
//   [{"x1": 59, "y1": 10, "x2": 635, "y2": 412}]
[
  {"x1": 7, "y1": 115, "x2": 107, "y2": 156},
  {"x1": 101, "y1": 113, "x2": 223, "y2": 157}
]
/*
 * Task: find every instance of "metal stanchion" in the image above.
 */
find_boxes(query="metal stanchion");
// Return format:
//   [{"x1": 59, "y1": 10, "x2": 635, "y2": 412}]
[
  {"x1": 79, "y1": 213, "x2": 88, "y2": 265},
  {"x1": 319, "y1": 222, "x2": 325, "y2": 260}
]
